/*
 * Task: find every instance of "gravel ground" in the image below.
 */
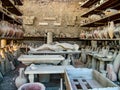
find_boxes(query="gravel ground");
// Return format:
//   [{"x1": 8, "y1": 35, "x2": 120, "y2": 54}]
[
  {"x1": 0, "y1": 64, "x2": 61, "y2": 90},
  {"x1": 0, "y1": 70, "x2": 18, "y2": 90},
  {"x1": 0, "y1": 63, "x2": 26, "y2": 90}
]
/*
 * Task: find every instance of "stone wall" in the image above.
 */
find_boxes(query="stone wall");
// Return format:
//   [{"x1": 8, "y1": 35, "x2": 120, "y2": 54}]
[{"x1": 20, "y1": 0, "x2": 87, "y2": 38}]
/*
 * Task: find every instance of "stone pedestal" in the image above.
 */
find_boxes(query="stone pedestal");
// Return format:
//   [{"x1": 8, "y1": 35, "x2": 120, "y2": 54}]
[{"x1": 47, "y1": 32, "x2": 53, "y2": 44}]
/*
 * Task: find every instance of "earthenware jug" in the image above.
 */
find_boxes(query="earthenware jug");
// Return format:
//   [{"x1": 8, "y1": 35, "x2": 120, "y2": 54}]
[
  {"x1": 108, "y1": 21, "x2": 115, "y2": 39},
  {"x1": 81, "y1": 49, "x2": 86, "y2": 64},
  {"x1": 103, "y1": 28, "x2": 108, "y2": 39},
  {"x1": 113, "y1": 52, "x2": 120, "y2": 73},
  {"x1": 93, "y1": 30, "x2": 98, "y2": 38},
  {"x1": 15, "y1": 68, "x2": 27, "y2": 88},
  {"x1": 107, "y1": 64, "x2": 117, "y2": 81}
]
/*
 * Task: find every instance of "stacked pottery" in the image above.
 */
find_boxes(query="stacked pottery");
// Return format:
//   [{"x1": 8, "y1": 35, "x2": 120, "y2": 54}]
[
  {"x1": 98, "y1": 31, "x2": 102, "y2": 39},
  {"x1": 15, "y1": 68, "x2": 27, "y2": 88},
  {"x1": 11, "y1": 24, "x2": 16, "y2": 37},
  {"x1": 100, "y1": 30, "x2": 104, "y2": 38},
  {"x1": 7, "y1": 24, "x2": 14, "y2": 37},
  {"x1": 0, "y1": 21, "x2": 7, "y2": 37},
  {"x1": 100, "y1": 0, "x2": 104, "y2": 4},
  {"x1": 103, "y1": 27, "x2": 108, "y2": 39},
  {"x1": 107, "y1": 64, "x2": 117, "y2": 81},
  {"x1": 0, "y1": 22, "x2": 2, "y2": 36},
  {"x1": 81, "y1": 48, "x2": 86, "y2": 64},
  {"x1": 0, "y1": 21, "x2": 24, "y2": 38},
  {"x1": 87, "y1": 32, "x2": 92, "y2": 39},
  {"x1": 108, "y1": 21, "x2": 115, "y2": 39},
  {"x1": 85, "y1": 32, "x2": 88, "y2": 39},
  {"x1": 88, "y1": 14, "x2": 101, "y2": 21},
  {"x1": 80, "y1": 31, "x2": 86, "y2": 39},
  {"x1": 104, "y1": 9, "x2": 118, "y2": 16},
  {"x1": 93, "y1": 30, "x2": 97, "y2": 38}
]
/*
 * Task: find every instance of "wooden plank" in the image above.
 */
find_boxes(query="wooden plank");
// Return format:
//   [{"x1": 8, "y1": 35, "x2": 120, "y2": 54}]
[
  {"x1": 1, "y1": 0, "x2": 22, "y2": 16},
  {"x1": 81, "y1": 0, "x2": 119, "y2": 17},
  {"x1": 81, "y1": 0, "x2": 98, "y2": 8},
  {"x1": 81, "y1": 12, "x2": 120, "y2": 27},
  {"x1": 86, "y1": 79, "x2": 103, "y2": 88},
  {"x1": 70, "y1": 79, "x2": 78, "y2": 90},
  {"x1": 77, "y1": 78, "x2": 88, "y2": 90}
]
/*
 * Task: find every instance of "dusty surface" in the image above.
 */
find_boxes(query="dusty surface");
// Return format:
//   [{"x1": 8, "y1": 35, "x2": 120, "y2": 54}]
[
  {"x1": 0, "y1": 71, "x2": 18, "y2": 90},
  {"x1": 0, "y1": 64, "x2": 26, "y2": 90},
  {"x1": 0, "y1": 63, "x2": 62, "y2": 90}
]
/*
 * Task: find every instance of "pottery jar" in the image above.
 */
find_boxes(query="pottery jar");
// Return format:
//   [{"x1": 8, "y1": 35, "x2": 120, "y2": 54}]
[
  {"x1": 108, "y1": 21, "x2": 115, "y2": 39},
  {"x1": 15, "y1": 68, "x2": 27, "y2": 88},
  {"x1": 113, "y1": 52, "x2": 120, "y2": 73}
]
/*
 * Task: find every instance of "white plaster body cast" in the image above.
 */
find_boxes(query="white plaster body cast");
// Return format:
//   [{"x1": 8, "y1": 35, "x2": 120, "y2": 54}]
[{"x1": 28, "y1": 42, "x2": 79, "y2": 52}]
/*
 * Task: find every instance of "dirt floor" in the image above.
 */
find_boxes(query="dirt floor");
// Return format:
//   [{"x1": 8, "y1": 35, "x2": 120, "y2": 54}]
[
  {"x1": 0, "y1": 63, "x2": 26, "y2": 90},
  {"x1": 0, "y1": 60, "x2": 84, "y2": 90},
  {"x1": 0, "y1": 70, "x2": 18, "y2": 90},
  {"x1": 0, "y1": 63, "x2": 63, "y2": 90}
]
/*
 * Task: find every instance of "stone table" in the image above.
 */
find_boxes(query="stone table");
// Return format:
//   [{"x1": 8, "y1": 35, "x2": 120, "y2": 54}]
[
  {"x1": 18, "y1": 55, "x2": 65, "y2": 65},
  {"x1": 24, "y1": 65, "x2": 74, "y2": 83}
]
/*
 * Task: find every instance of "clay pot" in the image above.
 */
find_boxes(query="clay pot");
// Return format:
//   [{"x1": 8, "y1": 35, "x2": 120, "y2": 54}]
[
  {"x1": 98, "y1": 31, "x2": 102, "y2": 39},
  {"x1": 104, "y1": 9, "x2": 118, "y2": 16},
  {"x1": 0, "y1": 22, "x2": 3, "y2": 36},
  {"x1": 15, "y1": 68, "x2": 27, "y2": 88},
  {"x1": 20, "y1": 31, "x2": 24, "y2": 38},
  {"x1": 86, "y1": 32, "x2": 92, "y2": 39},
  {"x1": 104, "y1": 29, "x2": 108, "y2": 39},
  {"x1": 80, "y1": 31, "x2": 86, "y2": 39},
  {"x1": 107, "y1": 64, "x2": 117, "y2": 81},
  {"x1": 114, "y1": 26, "x2": 120, "y2": 38},
  {"x1": 81, "y1": 49, "x2": 86, "y2": 64},
  {"x1": 93, "y1": 30, "x2": 99, "y2": 38},
  {"x1": 108, "y1": 21, "x2": 115, "y2": 39},
  {"x1": 6, "y1": 24, "x2": 11, "y2": 37},
  {"x1": 18, "y1": 83, "x2": 45, "y2": 90},
  {"x1": 88, "y1": 14, "x2": 101, "y2": 21},
  {"x1": 113, "y1": 52, "x2": 120, "y2": 73}
]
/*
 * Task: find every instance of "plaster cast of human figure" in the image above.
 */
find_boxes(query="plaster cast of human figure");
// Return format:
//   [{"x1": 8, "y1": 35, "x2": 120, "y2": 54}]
[{"x1": 28, "y1": 42, "x2": 79, "y2": 52}]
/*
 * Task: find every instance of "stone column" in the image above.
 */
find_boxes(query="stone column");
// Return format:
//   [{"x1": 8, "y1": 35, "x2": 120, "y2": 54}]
[{"x1": 47, "y1": 32, "x2": 53, "y2": 44}]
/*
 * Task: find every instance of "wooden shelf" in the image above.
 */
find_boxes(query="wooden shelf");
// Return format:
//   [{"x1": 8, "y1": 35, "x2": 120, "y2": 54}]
[
  {"x1": 1, "y1": 0, "x2": 22, "y2": 16},
  {"x1": 81, "y1": 0, "x2": 120, "y2": 17},
  {"x1": 23, "y1": 36, "x2": 46, "y2": 41},
  {"x1": 23, "y1": 36, "x2": 79, "y2": 41},
  {"x1": 14, "y1": 0, "x2": 23, "y2": 5},
  {"x1": 81, "y1": 0, "x2": 99, "y2": 8},
  {"x1": 81, "y1": 12, "x2": 120, "y2": 27},
  {"x1": 0, "y1": 8, "x2": 22, "y2": 25},
  {"x1": 0, "y1": 37, "x2": 23, "y2": 40},
  {"x1": 79, "y1": 38, "x2": 120, "y2": 41},
  {"x1": 53, "y1": 37, "x2": 79, "y2": 41}
]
